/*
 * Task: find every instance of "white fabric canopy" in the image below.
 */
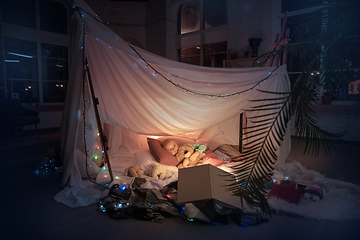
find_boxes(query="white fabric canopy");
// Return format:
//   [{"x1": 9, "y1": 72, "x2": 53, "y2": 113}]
[{"x1": 55, "y1": 0, "x2": 291, "y2": 207}]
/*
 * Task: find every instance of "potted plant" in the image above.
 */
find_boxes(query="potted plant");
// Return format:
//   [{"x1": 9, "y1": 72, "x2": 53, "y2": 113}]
[
  {"x1": 321, "y1": 90, "x2": 333, "y2": 105},
  {"x1": 233, "y1": 0, "x2": 359, "y2": 216}
]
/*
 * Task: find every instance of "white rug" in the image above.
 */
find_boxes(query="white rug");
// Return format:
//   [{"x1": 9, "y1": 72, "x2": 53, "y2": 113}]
[{"x1": 269, "y1": 161, "x2": 360, "y2": 221}]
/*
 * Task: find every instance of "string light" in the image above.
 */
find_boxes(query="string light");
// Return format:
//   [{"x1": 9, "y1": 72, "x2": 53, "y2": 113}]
[
  {"x1": 75, "y1": 6, "x2": 110, "y2": 191},
  {"x1": 127, "y1": 44, "x2": 279, "y2": 98}
]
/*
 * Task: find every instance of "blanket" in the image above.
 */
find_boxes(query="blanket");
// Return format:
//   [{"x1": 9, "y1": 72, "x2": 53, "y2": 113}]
[
  {"x1": 269, "y1": 161, "x2": 360, "y2": 221},
  {"x1": 99, "y1": 178, "x2": 268, "y2": 225}
]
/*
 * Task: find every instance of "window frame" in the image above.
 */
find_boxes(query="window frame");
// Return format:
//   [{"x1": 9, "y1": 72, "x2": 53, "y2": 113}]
[
  {"x1": 280, "y1": 2, "x2": 359, "y2": 102},
  {"x1": 176, "y1": 0, "x2": 228, "y2": 67},
  {"x1": 1, "y1": 0, "x2": 70, "y2": 105}
]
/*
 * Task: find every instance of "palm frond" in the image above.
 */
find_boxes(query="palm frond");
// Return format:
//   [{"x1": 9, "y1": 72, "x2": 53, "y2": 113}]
[
  {"x1": 231, "y1": 90, "x2": 291, "y2": 216},
  {"x1": 292, "y1": 80, "x2": 348, "y2": 156}
]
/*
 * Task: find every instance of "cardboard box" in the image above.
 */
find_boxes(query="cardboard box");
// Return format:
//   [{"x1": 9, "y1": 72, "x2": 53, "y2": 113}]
[{"x1": 177, "y1": 164, "x2": 243, "y2": 208}]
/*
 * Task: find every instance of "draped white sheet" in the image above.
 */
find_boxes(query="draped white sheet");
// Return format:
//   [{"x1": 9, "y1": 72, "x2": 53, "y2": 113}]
[{"x1": 55, "y1": 0, "x2": 291, "y2": 208}]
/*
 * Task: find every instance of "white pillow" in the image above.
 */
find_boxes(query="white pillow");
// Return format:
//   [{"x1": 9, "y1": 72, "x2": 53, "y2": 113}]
[
  {"x1": 135, "y1": 149, "x2": 159, "y2": 174},
  {"x1": 135, "y1": 149, "x2": 178, "y2": 176}
]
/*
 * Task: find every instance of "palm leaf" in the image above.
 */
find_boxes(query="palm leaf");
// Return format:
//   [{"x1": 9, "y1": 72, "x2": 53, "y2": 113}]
[{"x1": 230, "y1": 90, "x2": 291, "y2": 216}]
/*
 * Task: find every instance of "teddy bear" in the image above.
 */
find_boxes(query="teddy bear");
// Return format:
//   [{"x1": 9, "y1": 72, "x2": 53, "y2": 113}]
[
  {"x1": 124, "y1": 164, "x2": 145, "y2": 178},
  {"x1": 176, "y1": 144, "x2": 205, "y2": 169},
  {"x1": 303, "y1": 177, "x2": 326, "y2": 202},
  {"x1": 151, "y1": 164, "x2": 174, "y2": 180}
]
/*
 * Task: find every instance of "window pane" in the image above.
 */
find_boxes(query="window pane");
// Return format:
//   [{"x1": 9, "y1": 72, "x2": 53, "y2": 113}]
[
  {"x1": 204, "y1": 0, "x2": 227, "y2": 29},
  {"x1": 41, "y1": 58, "x2": 68, "y2": 81},
  {"x1": 41, "y1": 43, "x2": 68, "y2": 81},
  {"x1": 285, "y1": 13, "x2": 322, "y2": 44},
  {"x1": 203, "y1": 42, "x2": 227, "y2": 67},
  {"x1": 6, "y1": 80, "x2": 39, "y2": 103},
  {"x1": 41, "y1": 43, "x2": 68, "y2": 103},
  {"x1": 40, "y1": 0, "x2": 68, "y2": 34},
  {"x1": 179, "y1": 1, "x2": 200, "y2": 34},
  {"x1": 42, "y1": 81, "x2": 67, "y2": 103},
  {"x1": 41, "y1": 43, "x2": 68, "y2": 59},
  {"x1": 204, "y1": 42, "x2": 227, "y2": 54},
  {"x1": 179, "y1": 47, "x2": 200, "y2": 65},
  {"x1": 1, "y1": 0, "x2": 36, "y2": 28},
  {"x1": 4, "y1": 38, "x2": 38, "y2": 102},
  {"x1": 282, "y1": 0, "x2": 322, "y2": 12}
]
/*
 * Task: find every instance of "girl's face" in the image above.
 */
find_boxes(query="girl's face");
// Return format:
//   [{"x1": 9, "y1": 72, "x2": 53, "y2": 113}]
[{"x1": 164, "y1": 139, "x2": 179, "y2": 155}]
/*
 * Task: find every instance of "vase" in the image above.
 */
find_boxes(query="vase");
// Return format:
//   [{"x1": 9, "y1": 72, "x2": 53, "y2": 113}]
[
  {"x1": 321, "y1": 95, "x2": 332, "y2": 105},
  {"x1": 248, "y1": 38, "x2": 263, "y2": 57}
]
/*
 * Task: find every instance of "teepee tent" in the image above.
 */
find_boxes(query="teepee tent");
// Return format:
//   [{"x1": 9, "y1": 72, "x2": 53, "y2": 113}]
[{"x1": 55, "y1": 0, "x2": 291, "y2": 208}]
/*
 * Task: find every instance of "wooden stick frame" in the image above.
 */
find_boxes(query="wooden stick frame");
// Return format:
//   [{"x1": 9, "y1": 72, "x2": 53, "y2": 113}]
[{"x1": 85, "y1": 59, "x2": 114, "y2": 182}]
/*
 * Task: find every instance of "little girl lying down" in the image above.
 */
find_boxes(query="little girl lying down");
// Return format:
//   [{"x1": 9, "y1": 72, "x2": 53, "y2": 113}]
[{"x1": 161, "y1": 138, "x2": 231, "y2": 168}]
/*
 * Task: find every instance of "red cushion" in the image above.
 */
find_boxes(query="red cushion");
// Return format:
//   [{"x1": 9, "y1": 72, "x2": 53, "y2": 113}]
[
  {"x1": 147, "y1": 138, "x2": 178, "y2": 166},
  {"x1": 268, "y1": 183, "x2": 303, "y2": 205}
]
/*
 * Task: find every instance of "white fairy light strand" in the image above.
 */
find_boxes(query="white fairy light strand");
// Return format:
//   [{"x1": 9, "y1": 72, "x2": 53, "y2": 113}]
[
  {"x1": 75, "y1": 6, "x2": 110, "y2": 190},
  {"x1": 129, "y1": 44, "x2": 279, "y2": 98},
  {"x1": 74, "y1": 5, "x2": 280, "y2": 99}
]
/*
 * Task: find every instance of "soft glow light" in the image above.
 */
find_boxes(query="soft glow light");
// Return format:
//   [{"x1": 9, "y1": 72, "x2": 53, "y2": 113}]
[
  {"x1": 147, "y1": 136, "x2": 160, "y2": 139},
  {"x1": 5, "y1": 60, "x2": 19, "y2": 63}
]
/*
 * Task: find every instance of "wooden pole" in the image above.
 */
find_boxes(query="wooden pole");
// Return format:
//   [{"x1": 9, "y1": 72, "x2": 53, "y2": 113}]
[
  {"x1": 85, "y1": 59, "x2": 114, "y2": 182},
  {"x1": 239, "y1": 112, "x2": 243, "y2": 153}
]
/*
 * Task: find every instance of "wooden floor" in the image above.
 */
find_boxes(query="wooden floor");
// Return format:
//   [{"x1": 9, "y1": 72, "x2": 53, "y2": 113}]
[{"x1": 1, "y1": 130, "x2": 360, "y2": 240}]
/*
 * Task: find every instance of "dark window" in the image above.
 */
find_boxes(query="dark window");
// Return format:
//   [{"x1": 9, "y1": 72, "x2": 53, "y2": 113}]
[
  {"x1": 281, "y1": 0, "x2": 323, "y2": 12},
  {"x1": 40, "y1": 0, "x2": 68, "y2": 34},
  {"x1": 204, "y1": 0, "x2": 227, "y2": 30},
  {"x1": 179, "y1": 46, "x2": 201, "y2": 66},
  {"x1": 1, "y1": 0, "x2": 36, "y2": 29},
  {"x1": 203, "y1": 42, "x2": 227, "y2": 67},
  {"x1": 41, "y1": 43, "x2": 68, "y2": 103},
  {"x1": 4, "y1": 38, "x2": 39, "y2": 103},
  {"x1": 179, "y1": 1, "x2": 200, "y2": 34}
]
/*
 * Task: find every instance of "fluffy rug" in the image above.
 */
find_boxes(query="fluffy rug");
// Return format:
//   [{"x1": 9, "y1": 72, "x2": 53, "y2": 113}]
[{"x1": 269, "y1": 161, "x2": 360, "y2": 221}]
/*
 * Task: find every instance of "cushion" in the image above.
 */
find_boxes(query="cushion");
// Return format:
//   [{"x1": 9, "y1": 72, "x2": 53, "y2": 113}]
[
  {"x1": 135, "y1": 149, "x2": 178, "y2": 176},
  {"x1": 267, "y1": 183, "x2": 303, "y2": 205},
  {"x1": 135, "y1": 149, "x2": 159, "y2": 174},
  {"x1": 147, "y1": 138, "x2": 178, "y2": 166}
]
